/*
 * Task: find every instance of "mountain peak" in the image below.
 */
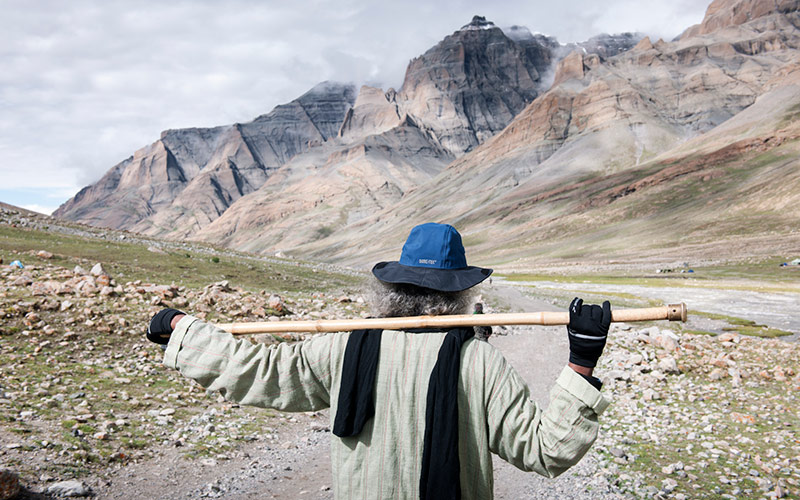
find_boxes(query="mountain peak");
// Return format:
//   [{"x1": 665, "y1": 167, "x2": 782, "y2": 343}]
[
  {"x1": 681, "y1": 0, "x2": 800, "y2": 38},
  {"x1": 459, "y1": 15, "x2": 496, "y2": 31}
]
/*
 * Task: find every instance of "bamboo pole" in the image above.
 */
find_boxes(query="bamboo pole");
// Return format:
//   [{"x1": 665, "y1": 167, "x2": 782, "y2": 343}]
[{"x1": 218, "y1": 303, "x2": 687, "y2": 335}]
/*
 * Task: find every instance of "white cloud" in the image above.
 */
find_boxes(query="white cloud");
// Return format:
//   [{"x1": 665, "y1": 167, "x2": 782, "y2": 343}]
[
  {"x1": 20, "y1": 204, "x2": 58, "y2": 216},
  {"x1": 0, "y1": 0, "x2": 710, "y2": 211}
]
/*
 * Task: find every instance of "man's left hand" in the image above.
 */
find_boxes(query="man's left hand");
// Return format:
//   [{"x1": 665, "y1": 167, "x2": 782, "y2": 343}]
[{"x1": 566, "y1": 297, "x2": 611, "y2": 368}]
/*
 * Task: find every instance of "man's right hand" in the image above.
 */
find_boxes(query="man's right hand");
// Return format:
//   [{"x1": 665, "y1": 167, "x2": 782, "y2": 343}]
[
  {"x1": 566, "y1": 297, "x2": 611, "y2": 368},
  {"x1": 146, "y1": 308, "x2": 185, "y2": 345}
]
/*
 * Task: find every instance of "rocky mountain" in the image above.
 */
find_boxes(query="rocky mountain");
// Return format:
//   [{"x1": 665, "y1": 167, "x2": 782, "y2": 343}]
[
  {"x1": 54, "y1": 83, "x2": 357, "y2": 237},
  {"x1": 273, "y1": 0, "x2": 800, "y2": 267},
  {"x1": 55, "y1": 15, "x2": 641, "y2": 244},
  {"x1": 393, "y1": 16, "x2": 548, "y2": 156},
  {"x1": 681, "y1": 0, "x2": 800, "y2": 38},
  {"x1": 55, "y1": 0, "x2": 800, "y2": 270}
]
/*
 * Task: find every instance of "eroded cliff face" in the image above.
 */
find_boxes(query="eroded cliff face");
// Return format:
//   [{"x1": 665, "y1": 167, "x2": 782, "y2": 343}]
[
  {"x1": 54, "y1": 83, "x2": 357, "y2": 236},
  {"x1": 436, "y1": 0, "x2": 800, "y2": 189},
  {"x1": 394, "y1": 16, "x2": 548, "y2": 156},
  {"x1": 681, "y1": 0, "x2": 800, "y2": 38},
  {"x1": 192, "y1": 115, "x2": 454, "y2": 252},
  {"x1": 54, "y1": 1, "x2": 800, "y2": 266},
  {"x1": 56, "y1": 16, "x2": 567, "y2": 239},
  {"x1": 280, "y1": 0, "x2": 800, "y2": 265}
]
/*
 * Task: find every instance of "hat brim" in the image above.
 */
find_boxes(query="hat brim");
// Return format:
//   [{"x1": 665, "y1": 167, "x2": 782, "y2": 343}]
[{"x1": 372, "y1": 261, "x2": 493, "y2": 292}]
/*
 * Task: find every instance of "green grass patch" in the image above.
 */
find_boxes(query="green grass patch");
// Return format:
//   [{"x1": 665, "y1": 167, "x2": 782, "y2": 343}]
[
  {"x1": 121, "y1": 438, "x2": 148, "y2": 450},
  {"x1": 0, "y1": 224, "x2": 362, "y2": 293},
  {"x1": 692, "y1": 311, "x2": 793, "y2": 337}
]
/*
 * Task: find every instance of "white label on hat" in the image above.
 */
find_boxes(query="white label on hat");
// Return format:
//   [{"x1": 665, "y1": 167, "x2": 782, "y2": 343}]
[{"x1": 418, "y1": 259, "x2": 437, "y2": 265}]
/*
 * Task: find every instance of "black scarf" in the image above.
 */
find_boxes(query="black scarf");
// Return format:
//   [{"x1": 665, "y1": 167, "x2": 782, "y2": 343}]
[
  {"x1": 332, "y1": 328, "x2": 383, "y2": 437},
  {"x1": 332, "y1": 327, "x2": 474, "y2": 500}
]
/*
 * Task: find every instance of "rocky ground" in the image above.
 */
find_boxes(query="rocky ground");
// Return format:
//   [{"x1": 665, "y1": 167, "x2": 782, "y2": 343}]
[
  {"x1": 1, "y1": 208, "x2": 799, "y2": 499},
  {"x1": 0, "y1": 251, "x2": 368, "y2": 499}
]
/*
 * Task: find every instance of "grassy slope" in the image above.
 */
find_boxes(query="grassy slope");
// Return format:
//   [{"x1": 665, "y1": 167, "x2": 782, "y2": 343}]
[
  {"x1": 0, "y1": 220, "x2": 363, "y2": 294},
  {"x1": 462, "y1": 131, "x2": 800, "y2": 270}
]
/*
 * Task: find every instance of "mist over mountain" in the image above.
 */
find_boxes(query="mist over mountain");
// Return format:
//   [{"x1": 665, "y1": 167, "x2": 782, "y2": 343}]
[{"x1": 55, "y1": 0, "x2": 800, "y2": 270}]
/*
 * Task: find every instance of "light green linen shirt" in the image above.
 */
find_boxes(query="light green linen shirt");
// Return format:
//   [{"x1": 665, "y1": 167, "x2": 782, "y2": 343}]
[{"x1": 164, "y1": 315, "x2": 609, "y2": 500}]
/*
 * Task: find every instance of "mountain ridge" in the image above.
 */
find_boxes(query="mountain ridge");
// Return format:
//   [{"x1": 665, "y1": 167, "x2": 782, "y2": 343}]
[{"x1": 53, "y1": 0, "x2": 800, "y2": 271}]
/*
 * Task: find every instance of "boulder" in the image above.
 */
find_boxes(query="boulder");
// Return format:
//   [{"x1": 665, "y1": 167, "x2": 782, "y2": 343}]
[
  {"x1": 717, "y1": 332, "x2": 740, "y2": 343},
  {"x1": 90, "y1": 263, "x2": 106, "y2": 277},
  {"x1": 709, "y1": 368, "x2": 726, "y2": 380},
  {"x1": 47, "y1": 480, "x2": 91, "y2": 497},
  {"x1": 658, "y1": 357, "x2": 681, "y2": 374},
  {"x1": 31, "y1": 280, "x2": 67, "y2": 296},
  {"x1": 654, "y1": 331, "x2": 680, "y2": 352},
  {"x1": 268, "y1": 294, "x2": 284, "y2": 313}
]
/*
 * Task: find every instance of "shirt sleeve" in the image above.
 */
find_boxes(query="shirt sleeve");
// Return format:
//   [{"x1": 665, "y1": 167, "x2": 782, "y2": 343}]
[
  {"x1": 486, "y1": 359, "x2": 609, "y2": 478},
  {"x1": 162, "y1": 315, "x2": 333, "y2": 412}
]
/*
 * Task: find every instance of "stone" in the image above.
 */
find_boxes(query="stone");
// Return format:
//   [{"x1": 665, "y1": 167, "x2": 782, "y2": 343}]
[
  {"x1": 0, "y1": 469, "x2": 20, "y2": 500},
  {"x1": 31, "y1": 281, "x2": 62, "y2": 296},
  {"x1": 640, "y1": 326, "x2": 660, "y2": 337},
  {"x1": 36, "y1": 250, "x2": 53, "y2": 259},
  {"x1": 76, "y1": 280, "x2": 97, "y2": 297},
  {"x1": 606, "y1": 369, "x2": 630, "y2": 381},
  {"x1": 268, "y1": 294, "x2": 284, "y2": 313},
  {"x1": 709, "y1": 368, "x2": 726, "y2": 380},
  {"x1": 609, "y1": 447, "x2": 626, "y2": 458},
  {"x1": 658, "y1": 357, "x2": 681, "y2": 374},
  {"x1": 47, "y1": 480, "x2": 91, "y2": 497},
  {"x1": 642, "y1": 388, "x2": 661, "y2": 401},
  {"x1": 655, "y1": 333, "x2": 680, "y2": 352},
  {"x1": 90, "y1": 263, "x2": 106, "y2": 277},
  {"x1": 717, "y1": 332, "x2": 740, "y2": 343}
]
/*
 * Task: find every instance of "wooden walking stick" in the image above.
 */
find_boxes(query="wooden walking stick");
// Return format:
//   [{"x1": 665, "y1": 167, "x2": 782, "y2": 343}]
[{"x1": 218, "y1": 303, "x2": 687, "y2": 335}]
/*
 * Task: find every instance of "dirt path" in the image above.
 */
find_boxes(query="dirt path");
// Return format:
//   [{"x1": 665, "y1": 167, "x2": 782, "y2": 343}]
[
  {"x1": 88, "y1": 284, "x2": 623, "y2": 499},
  {"x1": 481, "y1": 284, "x2": 625, "y2": 500}
]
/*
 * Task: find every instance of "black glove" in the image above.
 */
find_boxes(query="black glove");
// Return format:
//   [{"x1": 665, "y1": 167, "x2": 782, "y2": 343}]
[
  {"x1": 567, "y1": 298, "x2": 611, "y2": 368},
  {"x1": 146, "y1": 308, "x2": 184, "y2": 345}
]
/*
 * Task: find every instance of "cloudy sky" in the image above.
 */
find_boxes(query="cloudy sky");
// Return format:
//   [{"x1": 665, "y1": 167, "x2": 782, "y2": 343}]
[{"x1": 0, "y1": 0, "x2": 708, "y2": 214}]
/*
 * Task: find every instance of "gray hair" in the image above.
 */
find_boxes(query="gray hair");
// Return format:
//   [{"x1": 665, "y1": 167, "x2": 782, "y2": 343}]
[{"x1": 367, "y1": 278, "x2": 476, "y2": 318}]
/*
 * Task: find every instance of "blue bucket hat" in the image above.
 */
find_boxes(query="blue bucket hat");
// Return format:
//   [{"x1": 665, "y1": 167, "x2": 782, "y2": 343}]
[{"x1": 372, "y1": 223, "x2": 493, "y2": 292}]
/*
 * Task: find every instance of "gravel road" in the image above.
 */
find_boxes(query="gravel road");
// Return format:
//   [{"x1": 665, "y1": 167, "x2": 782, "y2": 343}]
[{"x1": 483, "y1": 284, "x2": 629, "y2": 499}]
